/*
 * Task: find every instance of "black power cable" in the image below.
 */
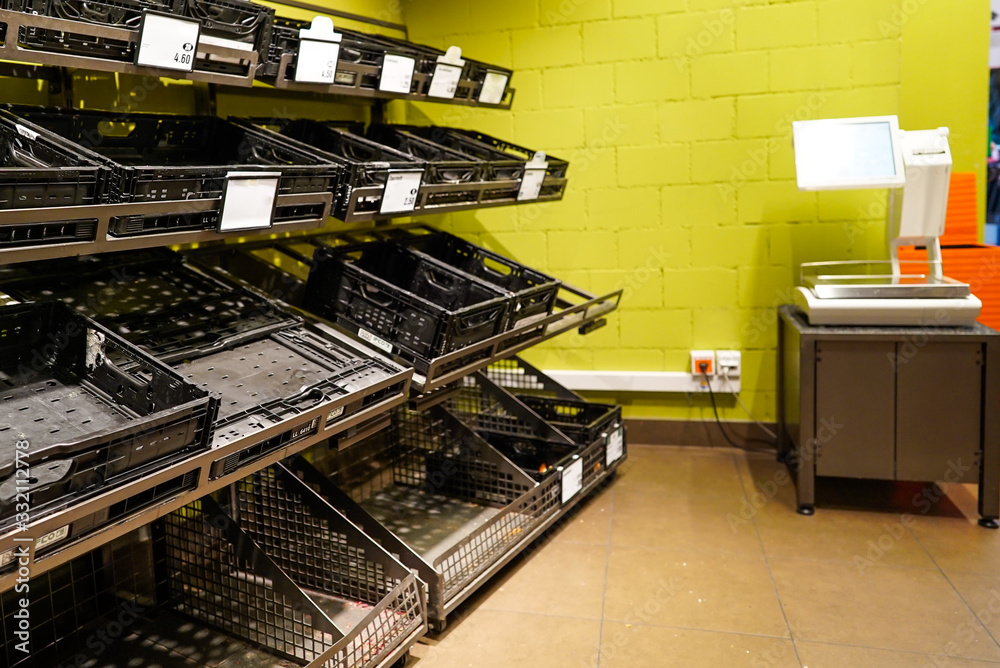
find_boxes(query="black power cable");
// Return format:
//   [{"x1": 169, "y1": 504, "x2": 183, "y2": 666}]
[{"x1": 698, "y1": 364, "x2": 743, "y2": 449}]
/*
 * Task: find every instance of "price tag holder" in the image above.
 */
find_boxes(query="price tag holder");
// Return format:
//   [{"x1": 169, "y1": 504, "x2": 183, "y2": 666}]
[
  {"x1": 135, "y1": 11, "x2": 201, "y2": 72},
  {"x1": 518, "y1": 151, "x2": 549, "y2": 201},
  {"x1": 380, "y1": 169, "x2": 423, "y2": 214},
  {"x1": 428, "y1": 45, "x2": 466, "y2": 99},
  {"x1": 218, "y1": 172, "x2": 280, "y2": 233},
  {"x1": 379, "y1": 54, "x2": 416, "y2": 94},
  {"x1": 479, "y1": 70, "x2": 509, "y2": 105},
  {"x1": 428, "y1": 63, "x2": 463, "y2": 99},
  {"x1": 295, "y1": 16, "x2": 342, "y2": 84},
  {"x1": 561, "y1": 457, "x2": 584, "y2": 505},
  {"x1": 606, "y1": 426, "x2": 624, "y2": 466}
]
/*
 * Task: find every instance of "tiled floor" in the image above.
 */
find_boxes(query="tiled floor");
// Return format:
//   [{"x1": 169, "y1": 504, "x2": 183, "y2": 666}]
[{"x1": 405, "y1": 444, "x2": 1000, "y2": 668}]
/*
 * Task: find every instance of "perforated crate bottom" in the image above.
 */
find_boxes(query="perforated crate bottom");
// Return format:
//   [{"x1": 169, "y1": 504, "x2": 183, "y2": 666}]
[
  {"x1": 360, "y1": 485, "x2": 501, "y2": 564},
  {"x1": 0, "y1": 376, "x2": 129, "y2": 457},
  {"x1": 176, "y1": 339, "x2": 335, "y2": 421}
]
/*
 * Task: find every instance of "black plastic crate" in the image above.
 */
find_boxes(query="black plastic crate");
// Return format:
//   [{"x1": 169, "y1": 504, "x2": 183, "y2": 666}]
[
  {"x1": 6, "y1": 107, "x2": 340, "y2": 235},
  {"x1": 238, "y1": 116, "x2": 424, "y2": 218},
  {"x1": 0, "y1": 250, "x2": 408, "y2": 451},
  {"x1": 484, "y1": 355, "x2": 584, "y2": 400},
  {"x1": 8, "y1": 0, "x2": 184, "y2": 62},
  {"x1": 305, "y1": 240, "x2": 511, "y2": 372},
  {"x1": 261, "y1": 16, "x2": 427, "y2": 85},
  {"x1": 184, "y1": 0, "x2": 274, "y2": 75},
  {"x1": 0, "y1": 108, "x2": 106, "y2": 213},
  {"x1": 404, "y1": 125, "x2": 568, "y2": 183},
  {"x1": 517, "y1": 396, "x2": 622, "y2": 447},
  {"x1": 385, "y1": 227, "x2": 561, "y2": 328},
  {"x1": 444, "y1": 373, "x2": 585, "y2": 483},
  {"x1": 0, "y1": 301, "x2": 215, "y2": 533},
  {"x1": 0, "y1": 494, "x2": 425, "y2": 667},
  {"x1": 462, "y1": 58, "x2": 514, "y2": 104},
  {"x1": 366, "y1": 123, "x2": 486, "y2": 185}
]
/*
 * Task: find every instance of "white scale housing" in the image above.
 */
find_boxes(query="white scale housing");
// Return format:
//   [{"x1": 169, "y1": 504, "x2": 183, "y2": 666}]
[{"x1": 791, "y1": 115, "x2": 982, "y2": 327}]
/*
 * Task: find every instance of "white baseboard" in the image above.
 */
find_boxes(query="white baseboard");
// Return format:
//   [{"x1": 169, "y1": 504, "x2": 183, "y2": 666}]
[{"x1": 542, "y1": 370, "x2": 741, "y2": 394}]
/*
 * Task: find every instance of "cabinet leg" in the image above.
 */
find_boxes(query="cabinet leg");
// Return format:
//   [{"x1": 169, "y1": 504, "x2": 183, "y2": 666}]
[
  {"x1": 797, "y1": 504, "x2": 815, "y2": 516},
  {"x1": 979, "y1": 518, "x2": 999, "y2": 530}
]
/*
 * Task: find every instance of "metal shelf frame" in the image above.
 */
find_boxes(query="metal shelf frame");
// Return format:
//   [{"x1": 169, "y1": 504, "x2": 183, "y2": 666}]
[
  {"x1": 264, "y1": 52, "x2": 514, "y2": 110},
  {"x1": 0, "y1": 321, "x2": 413, "y2": 592},
  {"x1": 0, "y1": 192, "x2": 331, "y2": 265},
  {"x1": 188, "y1": 233, "x2": 622, "y2": 394},
  {"x1": 0, "y1": 6, "x2": 514, "y2": 109},
  {"x1": 0, "y1": 8, "x2": 261, "y2": 86},
  {"x1": 339, "y1": 175, "x2": 563, "y2": 223}
]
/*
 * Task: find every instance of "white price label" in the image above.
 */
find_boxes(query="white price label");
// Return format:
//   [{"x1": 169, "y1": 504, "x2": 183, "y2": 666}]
[
  {"x1": 327, "y1": 405, "x2": 346, "y2": 424},
  {"x1": 428, "y1": 62, "x2": 463, "y2": 99},
  {"x1": 0, "y1": 549, "x2": 16, "y2": 568},
  {"x1": 517, "y1": 168, "x2": 546, "y2": 201},
  {"x1": 296, "y1": 40, "x2": 340, "y2": 84},
  {"x1": 380, "y1": 170, "x2": 422, "y2": 214},
  {"x1": 218, "y1": 172, "x2": 280, "y2": 233},
  {"x1": 136, "y1": 12, "x2": 201, "y2": 72},
  {"x1": 379, "y1": 54, "x2": 416, "y2": 94},
  {"x1": 561, "y1": 458, "x2": 584, "y2": 504},
  {"x1": 358, "y1": 328, "x2": 393, "y2": 354},
  {"x1": 606, "y1": 427, "x2": 624, "y2": 466},
  {"x1": 479, "y1": 71, "x2": 509, "y2": 105},
  {"x1": 36, "y1": 524, "x2": 70, "y2": 551}
]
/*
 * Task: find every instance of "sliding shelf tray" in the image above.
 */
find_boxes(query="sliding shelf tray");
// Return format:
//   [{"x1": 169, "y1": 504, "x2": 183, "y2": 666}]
[
  {"x1": 0, "y1": 251, "x2": 412, "y2": 589},
  {"x1": 0, "y1": 301, "x2": 216, "y2": 559},
  {"x1": 6, "y1": 106, "x2": 339, "y2": 238},
  {"x1": 284, "y1": 404, "x2": 561, "y2": 628},
  {"x1": 447, "y1": 372, "x2": 625, "y2": 499},
  {"x1": 186, "y1": 228, "x2": 622, "y2": 393},
  {"x1": 379, "y1": 225, "x2": 561, "y2": 329},
  {"x1": 0, "y1": 6, "x2": 260, "y2": 85},
  {"x1": 259, "y1": 17, "x2": 514, "y2": 109},
  {"x1": 0, "y1": 494, "x2": 424, "y2": 667}
]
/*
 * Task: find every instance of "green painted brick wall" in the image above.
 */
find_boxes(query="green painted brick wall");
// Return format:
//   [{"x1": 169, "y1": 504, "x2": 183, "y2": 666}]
[{"x1": 400, "y1": 0, "x2": 989, "y2": 423}]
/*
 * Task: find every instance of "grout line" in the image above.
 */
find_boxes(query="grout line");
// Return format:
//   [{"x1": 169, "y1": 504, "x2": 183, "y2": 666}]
[
  {"x1": 594, "y1": 483, "x2": 615, "y2": 668},
  {"x1": 906, "y1": 520, "x2": 1000, "y2": 655},
  {"x1": 733, "y1": 450, "x2": 805, "y2": 668},
  {"x1": 791, "y1": 636, "x2": 1000, "y2": 665}
]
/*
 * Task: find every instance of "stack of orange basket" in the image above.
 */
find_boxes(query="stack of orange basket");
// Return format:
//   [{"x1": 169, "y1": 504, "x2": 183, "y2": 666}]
[{"x1": 897, "y1": 172, "x2": 1000, "y2": 330}]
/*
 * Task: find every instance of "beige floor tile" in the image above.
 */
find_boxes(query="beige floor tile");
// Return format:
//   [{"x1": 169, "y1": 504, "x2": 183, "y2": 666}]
[
  {"x1": 604, "y1": 546, "x2": 789, "y2": 638},
  {"x1": 611, "y1": 487, "x2": 764, "y2": 556},
  {"x1": 550, "y1": 486, "x2": 613, "y2": 545},
  {"x1": 754, "y1": 504, "x2": 938, "y2": 570},
  {"x1": 911, "y1": 516, "x2": 1000, "y2": 576},
  {"x1": 600, "y1": 623, "x2": 799, "y2": 668},
  {"x1": 947, "y1": 573, "x2": 1000, "y2": 644},
  {"x1": 736, "y1": 453, "x2": 801, "y2": 511},
  {"x1": 770, "y1": 559, "x2": 1000, "y2": 661},
  {"x1": 410, "y1": 610, "x2": 601, "y2": 668},
  {"x1": 616, "y1": 445, "x2": 745, "y2": 498},
  {"x1": 795, "y1": 641, "x2": 1000, "y2": 668},
  {"x1": 478, "y1": 541, "x2": 608, "y2": 619}
]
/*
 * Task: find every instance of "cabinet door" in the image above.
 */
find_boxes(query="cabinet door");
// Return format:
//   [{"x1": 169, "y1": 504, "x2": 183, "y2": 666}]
[
  {"x1": 815, "y1": 341, "x2": 896, "y2": 479},
  {"x1": 896, "y1": 342, "x2": 982, "y2": 483}
]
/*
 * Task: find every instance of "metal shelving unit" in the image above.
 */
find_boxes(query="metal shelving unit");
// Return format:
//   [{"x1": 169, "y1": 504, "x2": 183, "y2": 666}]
[
  {"x1": 0, "y1": 0, "x2": 624, "y2": 656},
  {"x1": 187, "y1": 232, "x2": 622, "y2": 394}
]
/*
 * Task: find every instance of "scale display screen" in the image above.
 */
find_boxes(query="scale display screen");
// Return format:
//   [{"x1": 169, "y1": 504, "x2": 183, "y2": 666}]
[{"x1": 793, "y1": 116, "x2": 906, "y2": 191}]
